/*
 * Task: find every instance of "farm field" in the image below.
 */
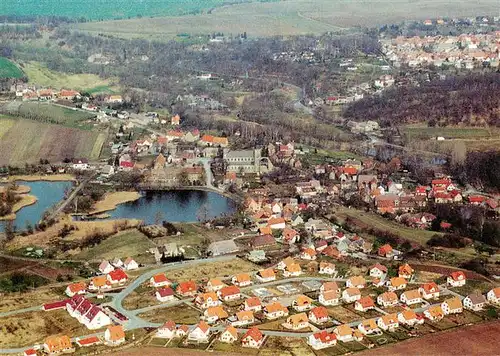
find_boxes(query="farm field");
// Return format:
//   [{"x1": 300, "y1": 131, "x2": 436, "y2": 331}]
[
  {"x1": 0, "y1": 57, "x2": 24, "y2": 78},
  {"x1": 402, "y1": 125, "x2": 496, "y2": 140},
  {"x1": 22, "y1": 61, "x2": 117, "y2": 92},
  {"x1": 359, "y1": 320, "x2": 500, "y2": 356},
  {"x1": 0, "y1": 309, "x2": 93, "y2": 348},
  {"x1": 0, "y1": 118, "x2": 106, "y2": 166},
  {"x1": 74, "y1": 0, "x2": 500, "y2": 40},
  {"x1": 73, "y1": 229, "x2": 155, "y2": 262}
]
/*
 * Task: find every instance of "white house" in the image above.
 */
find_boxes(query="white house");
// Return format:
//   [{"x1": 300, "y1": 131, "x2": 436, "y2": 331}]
[
  {"x1": 386, "y1": 277, "x2": 407, "y2": 292},
  {"x1": 232, "y1": 311, "x2": 255, "y2": 327},
  {"x1": 241, "y1": 327, "x2": 264, "y2": 349},
  {"x1": 244, "y1": 297, "x2": 262, "y2": 312},
  {"x1": 447, "y1": 271, "x2": 466, "y2": 287},
  {"x1": 123, "y1": 257, "x2": 139, "y2": 271},
  {"x1": 66, "y1": 296, "x2": 111, "y2": 330},
  {"x1": 264, "y1": 302, "x2": 288, "y2": 320},
  {"x1": 369, "y1": 264, "x2": 388, "y2": 278},
  {"x1": 342, "y1": 288, "x2": 361, "y2": 303},
  {"x1": 111, "y1": 258, "x2": 123, "y2": 268},
  {"x1": 156, "y1": 288, "x2": 175, "y2": 303},
  {"x1": 255, "y1": 269, "x2": 276, "y2": 283},
  {"x1": 419, "y1": 282, "x2": 440, "y2": 300},
  {"x1": 398, "y1": 310, "x2": 424, "y2": 327},
  {"x1": 487, "y1": 287, "x2": 500, "y2": 304},
  {"x1": 150, "y1": 273, "x2": 171, "y2": 288},
  {"x1": 463, "y1": 293, "x2": 487, "y2": 311},
  {"x1": 309, "y1": 306, "x2": 329, "y2": 324},
  {"x1": 319, "y1": 290, "x2": 340, "y2": 306},
  {"x1": 65, "y1": 282, "x2": 86, "y2": 297},
  {"x1": 104, "y1": 325, "x2": 126, "y2": 346},
  {"x1": 72, "y1": 159, "x2": 90, "y2": 170},
  {"x1": 441, "y1": 297, "x2": 463, "y2": 315},
  {"x1": 357, "y1": 319, "x2": 380, "y2": 335},
  {"x1": 377, "y1": 314, "x2": 399, "y2": 331},
  {"x1": 377, "y1": 292, "x2": 398, "y2": 307},
  {"x1": 218, "y1": 286, "x2": 241, "y2": 302},
  {"x1": 346, "y1": 276, "x2": 366, "y2": 289},
  {"x1": 156, "y1": 321, "x2": 177, "y2": 339},
  {"x1": 319, "y1": 262, "x2": 336, "y2": 275},
  {"x1": 188, "y1": 322, "x2": 211, "y2": 343},
  {"x1": 232, "y1": 273, "x2": 252, "y2": 287},
  {"x1": 98, "y1": 260, "x2": 114, "y2": 274},
  {"x1": 400, "y1": 290, "x2": 422, "y2": 305},
  {"x1": 308, "y1": 331, "x2": 337, "y2": 350},
  {"x1": 219, "y1": 326, "x2": 238, "y2": 344},
  {"x1": 195, "y1": 292, "x2": 221, "y2": 309}
]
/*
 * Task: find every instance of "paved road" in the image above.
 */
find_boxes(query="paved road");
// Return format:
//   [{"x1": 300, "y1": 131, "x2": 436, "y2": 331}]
[{"x1": 48, "y1": 175, "x2": 94, "y2": 220}]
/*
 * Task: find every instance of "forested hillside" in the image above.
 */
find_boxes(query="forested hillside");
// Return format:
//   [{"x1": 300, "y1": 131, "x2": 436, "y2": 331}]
[{"x1": 343, "y1": 73, "x2": 500, "y2": 127}]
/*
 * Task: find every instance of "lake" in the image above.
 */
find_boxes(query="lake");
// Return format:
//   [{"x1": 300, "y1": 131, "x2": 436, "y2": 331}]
[
  {"x1": 0, "y1": 180, "x2": 73, "y2": 232},
  {"x1": 107, "y1": 190, "x2": 237, "y2": 223}
]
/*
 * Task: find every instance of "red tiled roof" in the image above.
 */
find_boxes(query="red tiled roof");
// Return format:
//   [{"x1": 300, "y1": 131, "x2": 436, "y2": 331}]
[
  {"x1": 157, "y1": 287, "x2": 174, "y2": 297},
  {"x1": 44, "y1": 299, "x2": 70, "y2": 311},
  {"x1": 108, "y1": 269, "x2": 128, "y2": 282},
  {"x1": 243, "y1": 327, "x2": 263, "y2": 342},
  {"x1": 77, "y1": 336, "x2": 100, "y2": 346}
]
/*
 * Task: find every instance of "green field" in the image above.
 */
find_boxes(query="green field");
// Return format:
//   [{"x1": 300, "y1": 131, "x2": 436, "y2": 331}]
[
  {"x1": 402, "y1": 125, "x2": 494, "y2": 140},
  {"x1": 0, "y1": 57, "x2": 24, "y2": 79},
  {"x1": 0, "y1": 0, "x2": 260, "y2": 20},
  {"x1": 0, "y1": 117, "x2": 107, "y2": 166},
  {"x1": 22, "y1": 62, "x2": 117, "y2": 91},
  {"x1": 74, "y1": 229, "x2": 155, "y2": 261},
  {"x1": 73, "y1": 0, "x2": 500, "y2": 39}
]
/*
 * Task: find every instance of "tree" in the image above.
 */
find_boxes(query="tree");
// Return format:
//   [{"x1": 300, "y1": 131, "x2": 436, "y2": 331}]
[
  {"x1": 199, "y1": 238, "x2": 211, "y2": 258},
  {"x1": 154, "y1": 210, "x2": 164, "y2": 226}
]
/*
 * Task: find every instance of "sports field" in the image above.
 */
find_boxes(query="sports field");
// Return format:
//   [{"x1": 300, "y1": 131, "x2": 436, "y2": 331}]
[
  {"x1": 74, "y1": 0, "x2": 500, "y2": 39},
  {"x1": 0, "y1": 118, "x2": 107, "y2": 166},
  {"x1": 0, "y1": 57, "x2": 24, "y2": 79}
]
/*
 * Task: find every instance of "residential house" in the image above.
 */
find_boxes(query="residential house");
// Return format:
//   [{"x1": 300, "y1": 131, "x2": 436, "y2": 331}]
[
  {"x1": 398, "y1": 264, "x2": 414, "y2": 279},
  {"x1": 268, "y1": 217, "x2": 286, "y2": 230},
  {"x1": 463, "y1": 293, "x2": 487, "y2": 311},
  {"x1": 282, "y1": 227, "x2": 300, "y2": 244},
  {"x1": 75, "y1": 336, "x2": 101, "y2": 348},
  {"x1": 355, "y1": 296, "x2": 375, "y2": 312},
  {"x1": 218, "y1": 286, "x2": 241, "y2": 302},
  {"x1": 232, "y1": 273, "x2": 252, "y2": 287},
  {"x1": 419, "y1": 282, "x2": 440, "y2": 300},
  {"x1": 88, "y1": 276, "x2": 111, "y2": 291},
  {"x1": 104, "y1": 325, "x2": 126, "y2": 346},
  {"x1": 285, "y1": 312, "x2": 309, "y2": 330},
  {"x1": 447, "y1": 271, "x2": 466, "y2": 287},
  {"x1": 277, "y1": 257, "x2": 295, "y2": 270},
  {"x1": 377, "y1": 292, "x2": 399, "y2": 307},
  {"x1": 264, "y1": 302, "x2": 289, "y2": 319},
  {"x1": 111, "y1": 258, "x2": 123, "y2": 268},
  {"x1": 319, "y1": 262, "x2": 336, "y2": 275},
  {"x1": 156, "y1": 321, "x2": 177, "y2": 339},
  {"x1": 250, "y1": 234, "x2": 276, "y2": 249},
  {"x1": 291, "y1": 214, "x2": 304, "y2": 227},
  {"x1": 334, "y1": 324, "x2": 356, "y2": 342},
  {"x1": 378, "y1": 244, "x2": 394, "y2": 258},
  {"x1": 232, "y1": 310, "x2": 255, "y2": 326},
  {"x1": 171, "y1": 114, "x2": 181, "y2": 126},
  {"x1": 65, "y1": 282, "x2": 86, "y2": 297},
  {"x1": 44, "y1": 335, "x2": 74, "y2": 355},
  {"x1": 292, "y1": 295, "x2": 314, "y2": 312},
  {"x1": 309, "y1": 306, "x2": 329, "y2": 324},
  {"x1": 386, "y1": 277, "x2": 407, "y2": 292},
  {"x1": 219, "y1": 326, "x2": 238, "y2": 344},
  {"x1": 176, "y1": 325, "x2": 189, "y2": 338},
  {"x1": 342, "y1": 288, "x2": 362, "y2": 303},
  {"x1": 424, "y1": 305, "x2": 444, "y2": 322},
  {"x1": 24, "y1": 349, "x2": 37, "y2": 356},
  {"x1": 206, "y1": 279, "x2": 225, "y2": 292},
  {"x1": 241, "y1": 327, "x2": 264, "y2": 349},
  {"x1": 346, "y1": 276, "x2": 366, "y2": 289},
  {"x1": 315, "y1": 240, "x2": 328, "y2": 252},
  {"x1": 358, "y1": 319, "x2": 380, "y2": 335},
  {"x1": 66, "y1": 296, "x2": 111, "y2": 330},
  {"x1": 244, "y1": 297, "x2": 262, "y2": 312},
  {"x1": 321, "y1": 281, "x2": 340, "y2": 294},
  {"x1": 123, "y1": 257, "x2": 139, "y2": 271},
  {"x1": 377, "y1": 314, "x2": 399, "y2": 331},
  {"x1": 99, "y1": 260, "x2": 114, "y2": 274},
  {"x1": 441, "y1": 297, "x2": 463, "y2": 315},
  {"x1": 400, "y1": 290, "x2": 423, "y2": 305},
  {"x1": 106, "y1": 269, "x2": 128, "y2": 285},
  {"x1": 256, "y1": 269, "x2": 276, "y2": 283},
  {"x1": 204, "y1": 306, "x2": 229, "y2": 323},
  {"x1": 308, "y1": 330, "x2": 337, "y2": 350},
  {"x1": 398, "y1": 310, "x2": 424, "y2": 327},
  {"x1": 283, "y1": 263, "x2": 302, "y2": 277},
  {"x1": 72, "y1": 158, "x2": 90, "y2": 171},
  {"x1": 487, "y1": 287, "x2": 500, "y2": 304},
  {"x1": 150, "y1": 273, "x2": 171, "y2": 288},
  {"x1": 300, "y1": 248, "x2": 317, "y2": 260},
  {"x1": 188, "y1": 321, "x2": 211, "y2": 343},
  {"x1": 176, "y1": 281, "x2": 197, "y2": 297},
  {"x1": 156, "y1": 287, "x2": 175, "y2": 303},
  {"x1": 319, "y1": 290, "x2": 340, "y2": 306},
  {"x1": 369, "y1": 264, "x2": 388, "y2": 278},
  {"x1": 322, "y1": 246, "x2": 342, "y2": 260}
]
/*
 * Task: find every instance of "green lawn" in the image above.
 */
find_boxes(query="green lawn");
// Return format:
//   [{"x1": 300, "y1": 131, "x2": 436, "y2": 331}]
[
  {"x1": 74, "y1": 229, "x2": 155, "y2": 261},
  {"x1": 0, "y1": 57, "x2": 24, "y2": 79}
]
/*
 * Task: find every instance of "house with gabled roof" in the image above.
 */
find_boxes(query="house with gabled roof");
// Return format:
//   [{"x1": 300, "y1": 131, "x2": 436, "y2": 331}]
[
  {"x1": 88, "y1": 275, "x2": 111, "y2": 291},
  {"x1": 44, "y1": 335, "x2": 74, "y2": 355},
  {"x1": 419, "y1": 282, "x2": 440, "y2": 300},
  {"x1": 377, "y1": 291, "x2": 398, "y2": 307},
  {"x1": 282, "y1": 227, "x2": 300, "y2": 244},
  {"x1": 241, "y1": 327, "x2": 264, "y2": 348},
  {"x1": 334, "y1": 324, "x2": 355, "y2": 342},
  {"x1": 346, "y1": 276, "x2": 366, "y2": 289},
  {"x1": 150, "y1": 273, "x2": 171, "y2": 288},
  {"x1": 369, "y1": 263, "x2": 388, "y2": 278},
  {"x1": 107, "y1": 269, "x2": 128, "y2": 285},
  {"x1": 232, "y1": 273, "x2": 252, "y2": 287},
  {"x1": 277, "y1": 256, "x2": 295, "y2": 270},
  {"x1": 319, "y1": 261, "x2": 336, "y2": 275},
  {"x1": 196, "y1": 292, "x2": 221, "y2": 309},
  {"x1": 309, "y1": 306, "x2": 329, "y2": 324},
  {"x1": 386, "y1": 277, "x2": 407, "y2": 291},
  {"x1": 220, "y1": 326, "x2": 238, "y2": 344},
  {"x1": 320, "y1": 281, "x2": 340, "y2": 294},
  {"x1": 377, "y1": 314, "x2": 399, "y2": 331},
  {"x1": 292, "y1": 295, "x2": 314, "y2": 312},
  {"x1": 342, "y1": 288, "x2": 361, "y2": 303},
  {"x1": 244, "y1": 297, "x2": 262, "y2": 312},
  {"x1": 285, "y1": 312, "x2": 309, "y2": 330},
  {"x1": 264, "y1": 302, "x2": 288, "y2": 320},
  {"x1": 156, "y1": 287, "x2": 175, "y2": 303},
  {"x1": 204, "y1": 306, "x2": 229, "y2": 323},
  {"x1": 218, "y1": 285, "x2": 241, "y2": 302},
  {"x1": 176, "y1": 280, "x2": 197, "y2": 297},
  {"x1": 358, "y1": 319, "x2": 380, "y2": 335},
  {"x1": 207, "y1": 279, "x2": 225, "y2": 292},
  {"x1": 447, "y1": 271, "x2": 466, "y2": 287},
  {"x1": 232, "y1": 310, "x2": 255, "y2": 326},
  {"x1": 104, "y1": 325, "x2": 126, "y2": 346},
  {"x1": 397, "y1": 310, "x2": 424, "y2": 327},
  {"x1": 378, "y1": 244, "x2": 394, "y2": 258},
  {"x1": 441, "y1": 297, "x2": 463, "y2": 315},
  {"x1": 156, "y1": 320, "x2": 177, "y2": 339},
  {"x1": 75, "y1": 336, "x2": 101, "y2": 348},
  {"x1": 65, "y1": 282, "x2": 86, "y2": 297},
  {"x1": 256, "y1": 268, "x2": 276, "y2": 283},
  {"x1": 355, "y1": 296, "x2": 375, "y2": 312},
  {"x1": 319, "y1": 290, "x2": 340, "y2": 306},
  {"x1": 424, "y1": 305, "x2": 444, "y2": 321},
  {"x1": 99, "y1": 260, "x2": 114, "y2": 274},
  {"x1": 308, "y1": 330, "x2": 337, "y2": 350},
  {"x1": 188, "y1": 321, "x2": 211, "y2": 343},
  {"x1": 123, "y1": 257, "x2": 139, "y2": 271},
  {"x1": 487, "y1": 287, "x2": 500, "y2": 304},
  {"x1": 398, "y1": 263, "x2": 414, "y2": 279},
  {"x1": 400, "y1": 289, "x2": 422, "y2": 305},
  {"x1": 283, "y1": 263, "x2": 302, "y2": 277},
  {"x1": 463, "y1": 293, "x2": 487, "y2": 311}
]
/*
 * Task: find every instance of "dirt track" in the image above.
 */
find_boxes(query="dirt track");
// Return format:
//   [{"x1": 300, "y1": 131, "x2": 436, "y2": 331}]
[{"x1": 361, "y1": 320, "x2": 500, "y2": 356}]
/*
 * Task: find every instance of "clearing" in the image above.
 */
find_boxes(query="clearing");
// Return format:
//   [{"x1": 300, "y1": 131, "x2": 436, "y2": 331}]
[
  {"x1": 0, "y1": 118, "x2": 107, "y2": 166},
  {"x1": 166, "y1": 258, "x2": 257, "y2": 281},
  {"x1": 359, "y1": 320, "x2": 500, "y2": 356},
  {"x1": 74, "y1": 0, "x2": 500, "y2": 40},
  {"x1": 0, "y1": 309, "x2": 93, "y2": 348},
  {"x1": 22, "y1": 61, "x2": 116, "y2": 91},
  {"x1": 73, "y1": 228, "x2": 155, "y2": 262},
  {"x1": 138, "y1": 304, "x2": 200, "y2": 324},
  {"x1": 0, "y1": 57, "x2": 24, "y2": 78},
  {"x1": 90, "y1": 191, "x2": 142, "y2": 214},
  {"x1": 401, "y1": 125, "x2": 496, "y2": 140}
]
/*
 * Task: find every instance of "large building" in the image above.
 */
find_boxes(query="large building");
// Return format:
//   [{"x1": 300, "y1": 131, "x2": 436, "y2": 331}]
[{"x1": 224, "y1": 149, "x2": 272, "y2": 175}]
